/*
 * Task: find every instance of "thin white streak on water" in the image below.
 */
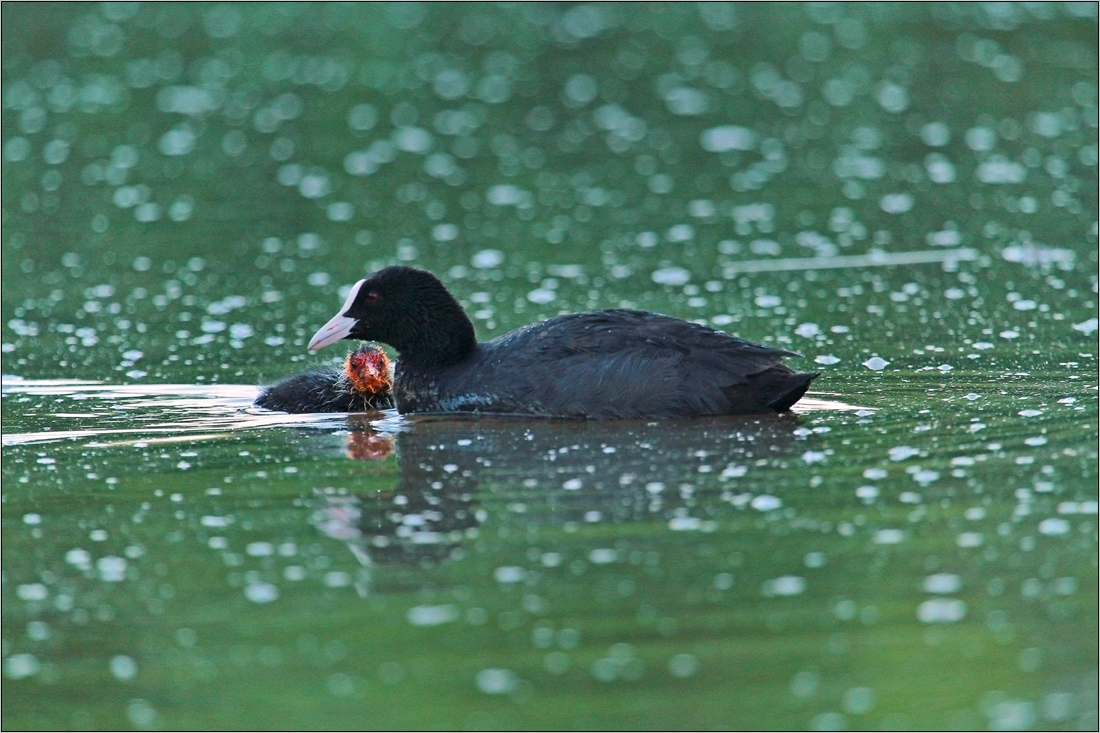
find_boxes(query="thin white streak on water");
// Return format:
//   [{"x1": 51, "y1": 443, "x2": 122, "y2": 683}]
[
  {"x1": 1, "y1": 378, "x2": 864, "y2": 446},
  {"x1": 793, "y1": 396, "x2": 872, "y2": 413},
  {"x1": 1, "y1": 377, "x2": 398, "y2": 446},
  {"x1": 721, "y1": 248, "x2": 978, "y2": 274}
]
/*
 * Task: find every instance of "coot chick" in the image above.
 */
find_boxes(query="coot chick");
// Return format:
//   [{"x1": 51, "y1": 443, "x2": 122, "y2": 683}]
[
  {"x1": 308, "y1": 266, "x2": 819, "y2": 418},
  {"x1": 255, "y1": 345, "x2": 393, "y2": 413}
]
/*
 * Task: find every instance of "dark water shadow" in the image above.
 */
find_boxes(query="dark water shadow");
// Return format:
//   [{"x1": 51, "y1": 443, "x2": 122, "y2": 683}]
[{"x1": 314, "y1": 413, "x2": 803, "y2": 569}]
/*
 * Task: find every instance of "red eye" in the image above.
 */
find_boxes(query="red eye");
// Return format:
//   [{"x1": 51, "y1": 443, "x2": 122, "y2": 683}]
[{"x1": 364, "y1": 291, "x2": 380, "y2": 302}]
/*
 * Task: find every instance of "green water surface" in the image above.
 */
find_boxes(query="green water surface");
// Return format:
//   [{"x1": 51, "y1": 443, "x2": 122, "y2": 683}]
[{"x1": 2, "y1": 3, "x2": 1098, "y2": 730}]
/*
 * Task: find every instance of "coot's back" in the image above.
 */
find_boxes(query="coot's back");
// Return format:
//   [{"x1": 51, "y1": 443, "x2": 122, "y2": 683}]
[{"x1": 395, "y1": 310, "x2": 818, "y2": 418}]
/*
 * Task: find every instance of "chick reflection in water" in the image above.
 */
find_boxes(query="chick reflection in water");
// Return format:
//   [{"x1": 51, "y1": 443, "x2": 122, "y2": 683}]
[
  {"x1": 313, "y1": 415, "x2": 801, "y2": 575},
  {"x1": 346, "y1": 428, "x2": 396, "y2": 461},
  {"x1": 313, "y1": 416, "x2": 481, "y2": 574}
]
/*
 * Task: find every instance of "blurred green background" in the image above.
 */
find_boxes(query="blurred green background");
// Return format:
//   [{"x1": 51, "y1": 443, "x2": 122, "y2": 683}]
[{"x1": 2, "y1": 3, "x2": 1097, "y2": 730}]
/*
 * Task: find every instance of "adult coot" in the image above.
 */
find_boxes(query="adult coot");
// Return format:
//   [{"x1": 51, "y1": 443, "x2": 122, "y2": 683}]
[
  {"x1": 255, "y1": 344, "x2": 393, "y2": 413},
  {"x1": 308, "y1": 266, "x2": 818, "y2": 418}
]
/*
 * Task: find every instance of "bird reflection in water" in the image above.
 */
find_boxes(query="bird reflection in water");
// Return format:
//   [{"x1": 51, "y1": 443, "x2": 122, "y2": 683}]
[
  {"x1": 345, "y1": 428, "x2": 395, "y2": 461},
  {"x1": 312, "y1": 413, "x2": 808, "y2": 586}
]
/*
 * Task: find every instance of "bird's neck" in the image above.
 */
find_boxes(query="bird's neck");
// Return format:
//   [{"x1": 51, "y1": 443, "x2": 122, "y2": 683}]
[{"x1": 397, "y1": 302, "x2": 477, "y2": 369}]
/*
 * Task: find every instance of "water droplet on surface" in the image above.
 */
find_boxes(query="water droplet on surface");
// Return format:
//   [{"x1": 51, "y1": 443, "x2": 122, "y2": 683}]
[
  {"x1": 954, "y1": 528, "x2": 981, "y2": 545},
  {"x1": 842, "y1": 686, "x2": 875, "y2": 714},
  {"x1": 668, "y1": 653, "x2": 699, "y2": 678},
  {"x1": 110, "y1": 655, "x2": 138, "y2": 681},
  {"x1": 244, "y1": 582, "x2": 278, "y2": 603},
  {"x1": 17, "y1": 583, "x2": 48, "y2": 601},
  {"x1": 97, "y1": 556, "x2": 127, "y2": 582},
  {"x1": 407, "y1": 604, "x2": 459, "y2": 626},
  {"x1": 471, "y1": 249, "x2": 504, "y2": 269},
  {"x1": 856, "y1": 486, "x2": 879, "y2": 502},
  {"x1": 863, "y1": 357, "x2": 889, "y2": 371},
  {"x1": 916, "y1": 598, "x2": 966, "y2": 623},
  {"x1": 651, "y1": 267, "x2": 691, "y2": 286},
  {"x1": 126, "y1": 699, "x2": 157, "y2": 730},
  {"x1": 922, "y1": 573, "x2": 962, "y2": 594},
  {"x1": 323, "y1": 572, "x2": 351, "y2": 587},
  {"x1": 493, "y1": 566, "x2": 525, "y2": 583},
  {"x1": 1071, "y1": 318, "x2": 1098, "y2": 335},
  {"x1": 563, "y1": 73, "x2": 598, "y2": 106},
  {"x1": 700, "y1": 125, "x2": 756, "y2": 152},
  {"x1": 750, "y1": 495, "x2": 782, "y2": 511},
  {"x1": 4, "y1": 654, "x2": 40, "y2": 679},
  {"x1": 873, "y1": 529, "x2": 905, "y2": 545},
  {"x1": 912, "y1": 470, "x2": 939, "y2": 485},
  {"x1": 888, "y1": 446, "x2": 918, "y2": 461},
  {"x1": 804, "y1": 552, "x2": 826, "y2": 568},
  {"x1": 762, "y1": 576, "x2": 805, "y2": 596},
  {"x1": 668, "y1": 516, "x2": 701, "y2": 531},
  {"x1": 920, "y1": 122, "x2": 951, "y2": 147},
  {"x1": 475, "y1": 668, "x2": 518, "y2": 695},
  {"x1": 588, "y1": 548, "x2": 617, "y2": 564},
  {"x1": 986, "y1": 700, "x2": 1035, "y2": 730},
  {"x1": 527, "y1": 288, "x2": 556, "y2": 304},
  {"x1": 880, "y1": 193, "x2": 913, "y2": 214},
  {"x1": 1038, "y1": 518, "x2": 1069, "y2": 536}
]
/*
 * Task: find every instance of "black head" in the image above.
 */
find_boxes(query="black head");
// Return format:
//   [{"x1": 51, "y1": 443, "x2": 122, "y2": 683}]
[{"x1": 309, "y1": 266, "x2": 476, "y2": 367}]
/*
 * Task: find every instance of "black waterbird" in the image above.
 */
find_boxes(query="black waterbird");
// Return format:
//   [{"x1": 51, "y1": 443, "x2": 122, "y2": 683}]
[{"x1": 308, "y1": 266, "x2": 818, "y2": 418}]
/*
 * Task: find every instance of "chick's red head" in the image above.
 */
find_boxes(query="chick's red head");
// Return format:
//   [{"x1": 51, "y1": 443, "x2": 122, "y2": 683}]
[{"x1": 345, "y1": 345, "x2": 392, "y2": 396}]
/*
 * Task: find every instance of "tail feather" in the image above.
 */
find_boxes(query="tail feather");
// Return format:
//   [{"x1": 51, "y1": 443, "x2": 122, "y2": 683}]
[
  {"x1": 766, "y1": 371, "x2": 819, "y2": 412},
  {"x1": 721, "y1": 368, "x2": 819, "y2": 414}
]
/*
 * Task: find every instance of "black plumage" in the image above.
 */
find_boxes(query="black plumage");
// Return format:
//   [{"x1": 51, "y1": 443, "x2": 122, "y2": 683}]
[
  {"x1": 308, "y1": 267, "x2": 819, "y2": 419},
  {"x1": 255, "y1": 346, "x2": 393, "y2": 414}
]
